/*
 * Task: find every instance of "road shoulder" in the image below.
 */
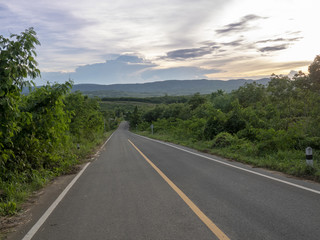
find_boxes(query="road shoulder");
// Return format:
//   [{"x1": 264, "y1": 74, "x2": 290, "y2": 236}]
[{"x1": 0, "y1": 164, "x2": 85, "y2": 240}]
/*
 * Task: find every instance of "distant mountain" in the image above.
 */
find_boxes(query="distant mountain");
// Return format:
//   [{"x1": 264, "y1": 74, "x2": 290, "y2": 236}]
[{"x1": 72, "y1": 78, "x2": 270, "y2": 97}]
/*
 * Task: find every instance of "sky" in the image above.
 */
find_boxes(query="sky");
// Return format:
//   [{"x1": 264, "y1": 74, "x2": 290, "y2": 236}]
[{"x1": 1, "y1": 0, "x2": 319, "y2": 85}]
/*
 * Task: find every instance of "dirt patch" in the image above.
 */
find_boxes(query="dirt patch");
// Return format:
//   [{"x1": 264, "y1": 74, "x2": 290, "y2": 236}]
[
  {"x1": 0, "y1": 194, "x2": 37, "y2": 239},
  {"x1": 0, "y1": 206, "x2": 31, "y2": 235},
  {"x1": 64, "y1": 165, "x2": 82, "y2": 175}
]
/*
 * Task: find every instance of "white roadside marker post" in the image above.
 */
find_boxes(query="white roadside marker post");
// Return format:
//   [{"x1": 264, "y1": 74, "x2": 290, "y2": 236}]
[{"x1": 306, "y1": 147, "x2": 313, "y2": 167}]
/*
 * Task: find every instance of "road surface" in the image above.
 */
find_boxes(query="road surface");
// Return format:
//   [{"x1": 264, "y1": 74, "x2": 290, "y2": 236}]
[{"x1": 14, "y1": 122, "x2": 320, "y2": 239}]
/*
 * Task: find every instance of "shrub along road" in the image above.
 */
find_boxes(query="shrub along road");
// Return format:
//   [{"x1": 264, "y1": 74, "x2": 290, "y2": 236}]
[{"x1": 11, "y1": 122, "x2": 320, "y2": 240}]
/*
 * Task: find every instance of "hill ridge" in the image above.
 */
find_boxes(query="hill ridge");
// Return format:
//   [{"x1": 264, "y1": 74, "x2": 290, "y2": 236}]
[{"x1": 71, "y1": 78, "x2": 270, "y2": 97}]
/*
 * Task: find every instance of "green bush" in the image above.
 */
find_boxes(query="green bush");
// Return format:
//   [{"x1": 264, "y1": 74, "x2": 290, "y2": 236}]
[
  {"x1": 203, "y1": 113, "x2": 225, "y2": 140},
  {"x1": 136, "y1": 122, "x2": 149, "y2": 131},
  {"x1": 65, "y1": 92, "x2": 104, "y2": 143},
  {"x1": 301, "y1": 137, "x2": 320, "y2": 150},
  {"x1": 255, "y1": 128, "x2": 297, "y2": 153},
  {"x1": 237, "y1": 126, "x2": 257, "y2": 141},
  {"x1": 212, "y1": 132, "x2": 237, "y2": 148},
  {"x1": 0, "y1": 202, "x2": 17, "y2": 216}
]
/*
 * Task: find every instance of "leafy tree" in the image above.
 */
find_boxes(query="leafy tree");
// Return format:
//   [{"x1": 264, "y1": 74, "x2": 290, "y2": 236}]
[
  {"x1": 192, "y1": 102, "x2": 215, "y2": 119},
  {"x1": 203, "y1": 110, "x2": 226, "y2": 140},
  {"x1": 143, "y1": 105, "x2": 164, "y2": 122},
  {"x1": 292, "y1": 71, "x2": 311, "y2": 90},
  {"x1": 13, "y1": 82, "x2": 73, "y2": 171},
  {"x1": 224, "y1": 100, "x2": 246, "y2": 134},
  {"x1": 64, "y1": 91, "x2": 104, "y2": 142},
  {"x1": 233, "y1": 82, "x2": 266, "y2": 108},
  {"x1": 308, "y1": 55, "x2": 320, "y2": 91},
  {"x1": 267, "y1": 74, "x2": 297, "y2": 122},
  {"x1": 129, "y1": 106, "x2": 141, "y2": 128},
  {"x1": 211, "y1": 93, "x2": 233, "y2": 113},
  {"x1": 267, "y1": 74, "x2": 292, "y2": 101},
  {"x1": 210, "y1": 89, "x2": 225, "y2": 100},
  {"x1": 0, "y1": 28, "x2": 40, "y2": 173},
  {"x1": 188, "y1": 92, "x2": 206, "y2": 110}
]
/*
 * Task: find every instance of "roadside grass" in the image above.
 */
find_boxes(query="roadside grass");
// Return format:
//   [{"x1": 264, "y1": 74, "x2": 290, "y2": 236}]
[
  {"x1": 134, "y1": 130, "x2": 320, "y2": 182},
  {"x1": 0, "y1": 131, "x2": 114, "y2": 217}
]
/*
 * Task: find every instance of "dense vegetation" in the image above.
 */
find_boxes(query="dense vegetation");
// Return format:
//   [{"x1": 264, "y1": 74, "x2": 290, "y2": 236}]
[
  {"x1": 129, "y1": 56, "x2": 320, "y2": 181},
  {"x1": 0, "y1": 28, "x2": 118, "y2": 216},
  {"x1": 101, "y1": 95, "x2": 190, "y2": 104}
]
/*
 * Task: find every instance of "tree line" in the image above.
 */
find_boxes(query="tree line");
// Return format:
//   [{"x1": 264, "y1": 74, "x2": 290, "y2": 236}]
[
  {"x1": 0, "y1": 28, "x2": 118, "y2": 215},
  {"x1": 101, "y1": 95, "x2": 191, "y2": 104},
  {"x1": 128, "y1": 56, "x2": 320, "y2": 180}
]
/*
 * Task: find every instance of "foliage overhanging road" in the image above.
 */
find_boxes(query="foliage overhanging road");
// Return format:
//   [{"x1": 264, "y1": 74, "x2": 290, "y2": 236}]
[{"x1": 18, "y1": 122, "x2": 320, "y2": 240}]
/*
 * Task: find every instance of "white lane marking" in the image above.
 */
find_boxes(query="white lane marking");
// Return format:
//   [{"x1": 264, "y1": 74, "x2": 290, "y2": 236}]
[
  {"x1": 21, "y1": 163, "x2": 90, "y2": 240},
  {"x1": 94, "y1": 132, "x2": 115, "y2": 157},
  {"x1": 100, "y1": 132, "x2": 115, "y2": 151},
  {"x1": 22, "y1": 134, "x2": 114, "y2": 240},
  {"x1": 133, "y1": 134, "x2": 320, "y2": 195}
]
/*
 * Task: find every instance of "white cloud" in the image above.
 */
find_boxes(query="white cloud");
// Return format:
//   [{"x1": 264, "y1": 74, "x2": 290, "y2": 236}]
[
  {"x1": 36, "y1": 54, "x2": 220, "y2": 84},
  {"x1": 1, "y1": 0, "x2": 319, "y2": 83}
]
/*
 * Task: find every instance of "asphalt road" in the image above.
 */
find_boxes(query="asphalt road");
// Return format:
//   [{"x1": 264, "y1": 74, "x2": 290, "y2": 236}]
[{"x1": 18, "y1": 122, "x2": 320, "y2": 239}]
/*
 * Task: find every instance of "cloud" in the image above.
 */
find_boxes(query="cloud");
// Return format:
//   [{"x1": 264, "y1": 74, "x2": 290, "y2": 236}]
[
  {"x1": 288, "y1": 70, "x2": 298, "y2": 78},
  {"x1": 221, "y1": 39, "x2": 244, "y2": 47},
  {"x1": 0, "y1": 3, "x2": 26, "y2": 35},
  {"x1": 216, "y1": 14, "x2": 266, "y2": 35},
  {"x1": 140, "y1": 0, "x2": 232, "y2": 47},
  {"x1": 0, "y1": 4, "x2": 9, "y2": 18},
  {"x1": 2, "y1": 0, "x2": 315, "y2": 83},
  {"x1": 287, "y1": 31, "x2": 302, "y2": 36},
  {"x1": 253, "y1": 34, "x2": 303, "y2": 54},
  {"x1": 164, "y1": 38, "x2": 256, "y2": 63},
  {"x1": 1, "y1": 2, "x2": 93, "y2": 36},
  {"x1": 258, "y1": 44, "x2": 288, "y2": 52},
  {"x1": 36, "y1": 55, "x2": 155, "y2": 85},
  {"x1": 1, "y1": 2, "x2": 100, "y2": 71},
  {"x1": 165, "y1": 47, "x2": 214, "y2": 60},
  {"x1": 2, "y1": 0, "x2": 234, "y2": 73},
  {"x1": 35, "y1": 55, "x2": 220, "y2": 85},
  {"x1": 114, "y1": 55, "x2": 154, "y2": 64},
  {"x1": 205, "y1": 58, "x2": 311, "y2": 80},
  {"x1": 163, "y1": 40, "x2": 226, "y2": 60},
  {"x1": 256, "y1": 37, "x2": 302, "y2": 44}
]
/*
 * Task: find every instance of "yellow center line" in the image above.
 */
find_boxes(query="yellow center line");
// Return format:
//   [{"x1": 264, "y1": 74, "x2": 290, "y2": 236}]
[{"x1": 128, "y1": 139, "x2": 230, "y2": 240}]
